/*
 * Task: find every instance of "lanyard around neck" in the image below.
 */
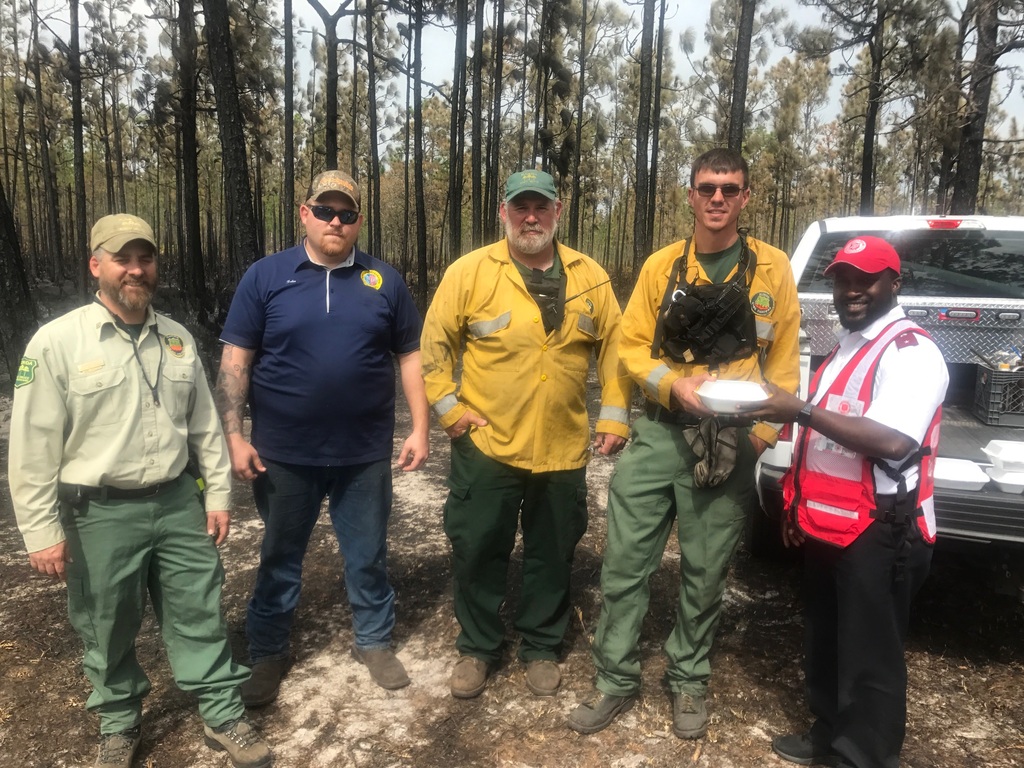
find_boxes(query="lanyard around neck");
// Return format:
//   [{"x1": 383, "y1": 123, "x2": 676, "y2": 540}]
[{"x1": 93, "y1": 297, "x2": 163, "y2": 407}]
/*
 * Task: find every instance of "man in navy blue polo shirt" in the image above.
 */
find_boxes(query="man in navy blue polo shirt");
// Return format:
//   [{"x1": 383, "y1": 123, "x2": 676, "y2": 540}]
[{"x1": 215, "y1": 170, "x2": 429, "y2": 706}]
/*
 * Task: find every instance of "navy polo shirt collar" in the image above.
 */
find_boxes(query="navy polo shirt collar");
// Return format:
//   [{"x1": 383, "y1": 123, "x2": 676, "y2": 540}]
[{"x1": 292, "y1": 239, "x2": 372, "y2": 272}]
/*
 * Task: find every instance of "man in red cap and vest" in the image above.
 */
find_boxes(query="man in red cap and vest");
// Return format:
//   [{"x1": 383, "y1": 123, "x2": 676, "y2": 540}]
[{"x1": 747, "y1": 235, "x2": 948, "y2": 768}]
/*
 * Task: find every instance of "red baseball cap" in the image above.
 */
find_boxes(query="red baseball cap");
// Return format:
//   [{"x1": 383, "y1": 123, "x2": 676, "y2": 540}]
[{"x1": 823, "y1": 236, "x2": 901, "y2": 276}]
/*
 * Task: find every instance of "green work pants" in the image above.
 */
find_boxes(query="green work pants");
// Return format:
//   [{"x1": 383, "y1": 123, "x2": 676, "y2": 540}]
[
  {"x1": 61, "y1": 474, "x2": 248, "y2": 734},
  {"x1": 443, "y1": 435, "x2": 588, "y2": 663},
  {"x1": 591, "y1": 415, "x2": 755, "y2": 697}
]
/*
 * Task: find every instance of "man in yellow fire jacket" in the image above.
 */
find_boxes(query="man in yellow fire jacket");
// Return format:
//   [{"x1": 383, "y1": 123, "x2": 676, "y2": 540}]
[
  {"x1": 421, "y1": 169, "x2": 632, "y2": 700},
  {"x1": 569, "y1": 148, "x2": 801, "y2": 739}
]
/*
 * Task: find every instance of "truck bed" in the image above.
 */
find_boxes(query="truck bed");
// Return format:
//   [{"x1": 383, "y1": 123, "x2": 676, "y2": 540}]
[{"x1": 936, "y1": 405, "x2": 1024, "y2": 546}]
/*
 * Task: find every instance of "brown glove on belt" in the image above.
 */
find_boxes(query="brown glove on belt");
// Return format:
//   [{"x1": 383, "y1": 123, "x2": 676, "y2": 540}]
[{"x1": 683, "y1": 417, "x2": 741, "y2": 488}]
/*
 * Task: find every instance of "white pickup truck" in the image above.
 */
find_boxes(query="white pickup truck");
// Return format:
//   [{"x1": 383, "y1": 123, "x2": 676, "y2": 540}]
[{"x1": 752, "y1": 215, "x2": 1024, "y2": 556}]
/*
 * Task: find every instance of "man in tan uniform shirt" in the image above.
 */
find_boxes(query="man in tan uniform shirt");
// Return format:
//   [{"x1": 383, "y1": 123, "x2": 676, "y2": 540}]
[{"x1": 8, "y1": 214, "x2": 272, "y2": 768}]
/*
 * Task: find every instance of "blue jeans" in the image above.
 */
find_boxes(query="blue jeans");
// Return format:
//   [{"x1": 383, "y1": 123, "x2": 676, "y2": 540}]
[{"x1": 247, "y1": 458, "x2": 396, "y2": 662}]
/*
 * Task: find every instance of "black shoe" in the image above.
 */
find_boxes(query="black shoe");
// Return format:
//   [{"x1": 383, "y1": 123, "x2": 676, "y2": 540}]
[
  {"x1": 567, "y1": 693, "x2": 636, "y2": 734},
  {"x1": 241, "y1": 658, "x2": 290, "y2": 708},
  {"x1": 772, "y1": 733, "x2": 840, "y2": 766}
]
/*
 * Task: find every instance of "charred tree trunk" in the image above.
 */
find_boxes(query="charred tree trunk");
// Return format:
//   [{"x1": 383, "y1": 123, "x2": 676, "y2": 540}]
[
  {"x1": 632, "y1": 0, "x2": 655, "y2": 274},
  {"x1": 69, "y1": 0, "x2": 89, "y2": 298},
  {"x1": 447, "y1": 0, "x2": 469, "y2": 262},
  {"x1": 365, "y1": 0, "x2": 383, "y2": 257},
  {"x1": 951, "y1": 0, "x2": 998, "y2": 214},
  {"x1": 727, "y1": 0, "x2": 757, "y2": 152},
  {"x1": 284, "y1": 0, "x2": 295, "y2": 245},
  {"x1": 484, "y1": 0, "x2": 505, "y2": 243},
  {"x1": 177, "y1": 0, "x2": 207, "y2": 315},
  {"x1": 413, "y1": 0, "x2": 428, "y2": 299},
  {"x1": 859, "y1": 3, "x2": 886, "y2": 216},
  {"x1": 567, "y1": 0, "x2": 587, "y2": 249},
  {"x1": 202, "y1": 0, "x2": 261, "y2": 287},
  {"x1": 0, "y1": 182, "x2": 37, "y2": 381}
]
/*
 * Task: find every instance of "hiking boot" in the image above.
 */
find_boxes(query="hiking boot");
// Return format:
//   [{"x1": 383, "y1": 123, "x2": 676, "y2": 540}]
[
  {"x1": 95, "y1": 726, "x2": 141, "y2": 768},
  {"x1": 772, "y1": 733, "x2": 841, "y2": 766},
  {"x1": 672, "y1": 692, "x2": 707, "y2": 739},
  {"x1": 352, "y1": 646, "x2": 411, "y2": 690},
  {"x1": 203, "y1": 716, "x2": 273, "y2": 768},
  {"x1": 449, "y1": 656, "x2": 489, "y2": 698},
  {"x1": 525, "y1": 659, "x2": 561, "y2": 696},
  {"x1": 240, "y1": 658, "x2": 289, "y2": 708},
  {"x1": 567, "y1": 693, "x2": 636, "y2": 734}
]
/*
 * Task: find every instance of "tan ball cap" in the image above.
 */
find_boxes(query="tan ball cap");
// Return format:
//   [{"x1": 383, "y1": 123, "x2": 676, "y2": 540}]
[{"x1": 90, "y1": 214, "x2": 157, "y2": 254}]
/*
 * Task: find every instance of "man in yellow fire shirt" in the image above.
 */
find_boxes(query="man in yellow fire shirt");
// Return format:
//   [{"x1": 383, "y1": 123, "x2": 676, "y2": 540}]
[
  {"x1": 569, "y1": 148, "x2": 800, "y2": 739},
  {"x1": 421, "y1": 170, "x2": 632, "y2": 700}
]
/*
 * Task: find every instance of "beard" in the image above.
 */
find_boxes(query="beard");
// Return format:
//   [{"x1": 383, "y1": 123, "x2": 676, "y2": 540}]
[
  {"x1": 310, "y1": 228, "x2": 356, "y2": 262},
  {"x1": 101, "y1": 276, "x2": 156, "y2": 313},
  {"x1": 505, "y1": 219, "x2": 556, "y2": 256}
]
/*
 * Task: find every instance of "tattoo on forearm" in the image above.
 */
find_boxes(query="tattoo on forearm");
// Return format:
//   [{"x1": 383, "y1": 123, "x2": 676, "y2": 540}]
[{"x1": 214, "y1": 350, "x2": 251, "y2": 436}]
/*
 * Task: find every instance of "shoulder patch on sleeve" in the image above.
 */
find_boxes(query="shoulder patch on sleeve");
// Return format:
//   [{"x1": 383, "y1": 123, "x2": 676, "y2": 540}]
[
  {"x1": 15, "y1": 357, "x2": 38, "y2": 388},
  {"x1": 894, "y1": 331, "x2": 919, "y2": 349}
]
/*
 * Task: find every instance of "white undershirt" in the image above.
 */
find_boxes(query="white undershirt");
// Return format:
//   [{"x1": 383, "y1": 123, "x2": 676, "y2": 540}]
[{"x1": 813, "y1": 305, "x2": 949, "y2": 493}]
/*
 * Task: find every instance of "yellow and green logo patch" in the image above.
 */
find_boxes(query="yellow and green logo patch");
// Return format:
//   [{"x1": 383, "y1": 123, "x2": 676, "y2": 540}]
[
  {"x1": 750, "y1": 291, "x2": 775, "y2": 316},
  {"x1": 15, "y1": 357, "x2": 37, "y2": 388},
  {"x1": 361, "y1": 269, "x2": 383, "y2": 290},
  {"x1": 164, "y1": 335, "x2": 185, "y2": 357}
]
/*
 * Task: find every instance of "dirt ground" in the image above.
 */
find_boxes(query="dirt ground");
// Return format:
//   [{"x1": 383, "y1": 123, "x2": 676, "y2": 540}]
[{"x1": 3, "y1": 381, "x2": 1024, "y2": 768}]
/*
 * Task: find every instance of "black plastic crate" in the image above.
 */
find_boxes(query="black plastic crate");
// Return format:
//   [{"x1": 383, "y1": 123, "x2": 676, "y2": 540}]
[{"x1": 973, "y1": 366, "x2": 1024, "y2": 426}]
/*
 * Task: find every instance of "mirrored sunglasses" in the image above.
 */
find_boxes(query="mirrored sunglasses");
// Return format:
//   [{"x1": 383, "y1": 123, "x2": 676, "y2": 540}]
[{"x1": 309, "y1": 205, "x2": 359, "y2": 225}]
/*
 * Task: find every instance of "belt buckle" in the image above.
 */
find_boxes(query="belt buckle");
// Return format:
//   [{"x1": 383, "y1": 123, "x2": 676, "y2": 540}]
[{"x1": 141, "y1": 483, "x2": 163, "y2": 498}]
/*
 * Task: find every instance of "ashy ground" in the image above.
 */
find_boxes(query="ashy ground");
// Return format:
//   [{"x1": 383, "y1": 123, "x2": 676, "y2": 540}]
[{"x1": 2, "y1": 388, "x2": 1024, "y2": 768}]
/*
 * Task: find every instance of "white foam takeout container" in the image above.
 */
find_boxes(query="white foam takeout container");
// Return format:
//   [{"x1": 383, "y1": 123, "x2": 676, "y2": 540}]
[
  {"x1": 695, "y1": 379, "x2": 768, "y2": 413},
  {"x1": 985, "y1": 466, "x2": 1024, "y2": 494},
  {"x1": 933, "y1": 458, "x2": 989, "y2": 492},
  {"x1": 981, "y1": 440, "x2": 1024, "y2": 472}
]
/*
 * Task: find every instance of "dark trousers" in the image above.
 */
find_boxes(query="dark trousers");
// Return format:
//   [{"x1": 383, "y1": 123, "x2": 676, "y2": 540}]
[
  {"x1": 246, "y1": 458, "x2": 396, "y2": 662},
  {"x1": 443, "y1": 435, "x2": 588, "y2": 663},
  {"x1": 803, "y1": 519, "x2": 932, "y2": 768}
]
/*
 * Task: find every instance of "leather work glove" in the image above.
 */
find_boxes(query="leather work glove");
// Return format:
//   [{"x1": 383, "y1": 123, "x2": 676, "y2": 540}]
[{"x1": 683, "y1": 417, "x2": 741, "y2": 488}]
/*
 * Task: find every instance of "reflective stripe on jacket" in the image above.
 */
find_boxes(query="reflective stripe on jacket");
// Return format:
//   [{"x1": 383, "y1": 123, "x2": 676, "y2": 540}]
[
  {"x1": 618, "y1": 236, "x2": 801, "y2": 446},
  {"x1": 421, "y1": 239, "x2": 632, "y2": 471}
]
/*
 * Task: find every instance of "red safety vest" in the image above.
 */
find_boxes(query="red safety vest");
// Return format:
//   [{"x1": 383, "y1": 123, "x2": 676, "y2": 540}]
[{"x1": 782, "y1": 318, "x2": 940, "y2": 547}]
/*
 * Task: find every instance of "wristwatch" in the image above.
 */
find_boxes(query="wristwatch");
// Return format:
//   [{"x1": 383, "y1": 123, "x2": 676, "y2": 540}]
[{"x1": 796, "y1": 401, "x2": 814, "y2": 427}]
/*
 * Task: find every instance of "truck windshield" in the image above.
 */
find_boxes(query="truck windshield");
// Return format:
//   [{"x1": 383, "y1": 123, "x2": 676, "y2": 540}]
[{"x1": 798, "y1": 229, "x2": 1024, "y2": 300}]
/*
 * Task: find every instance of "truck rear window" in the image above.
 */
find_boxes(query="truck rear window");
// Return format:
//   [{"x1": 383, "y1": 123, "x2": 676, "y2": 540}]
[{"x1": 797, "y1": 230, "x2": 1024, "y2": 300}]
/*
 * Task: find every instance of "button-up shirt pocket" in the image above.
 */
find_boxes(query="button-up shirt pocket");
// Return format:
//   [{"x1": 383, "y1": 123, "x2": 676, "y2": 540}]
[
  {"x1": 68, "y1": 366, "x2": 127, "y2": 426},
  {"x1": 160, "y1": 363, "x2": 196, "y2": 419}
]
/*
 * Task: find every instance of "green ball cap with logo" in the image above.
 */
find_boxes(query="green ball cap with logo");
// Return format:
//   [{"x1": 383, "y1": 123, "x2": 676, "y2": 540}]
[{"x1": 504, "y1": 170, "x2": 558, "y2": 202}]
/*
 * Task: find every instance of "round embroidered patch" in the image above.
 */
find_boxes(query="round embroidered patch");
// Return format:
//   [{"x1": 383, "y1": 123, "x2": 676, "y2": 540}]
[
  {"x1": 843, "y1": 238, "x2": 867, "y2": 254},
  {"x1": 584, "y1": 298, "x2": 595, "y2": 314},
  {"x1": 164, "y1": 335, "x2": 185, "y2": 357},
  {"x1": 361, "y1": 269, "x2": 383, "y2": 290},
  {"x1": 750, "y1": 291, "x2": 775, "y2": 316}
]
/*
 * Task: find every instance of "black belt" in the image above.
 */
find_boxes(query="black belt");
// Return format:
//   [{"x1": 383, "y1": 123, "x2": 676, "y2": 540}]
[
  {"x1": 645, "y1": 401, "x2": 701, "y2": 427},
  {"x1": 58, "y1": 474, "x2": 183, "y2": 505}
]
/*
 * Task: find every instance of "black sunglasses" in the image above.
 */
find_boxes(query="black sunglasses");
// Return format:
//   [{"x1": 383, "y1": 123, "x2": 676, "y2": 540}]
[
  {"x1": 309, "y1": 205, "x2": 359, "y2": 225},
  {"x1": 693, "y1": 183, "x2": 746, "y2": 198}
]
